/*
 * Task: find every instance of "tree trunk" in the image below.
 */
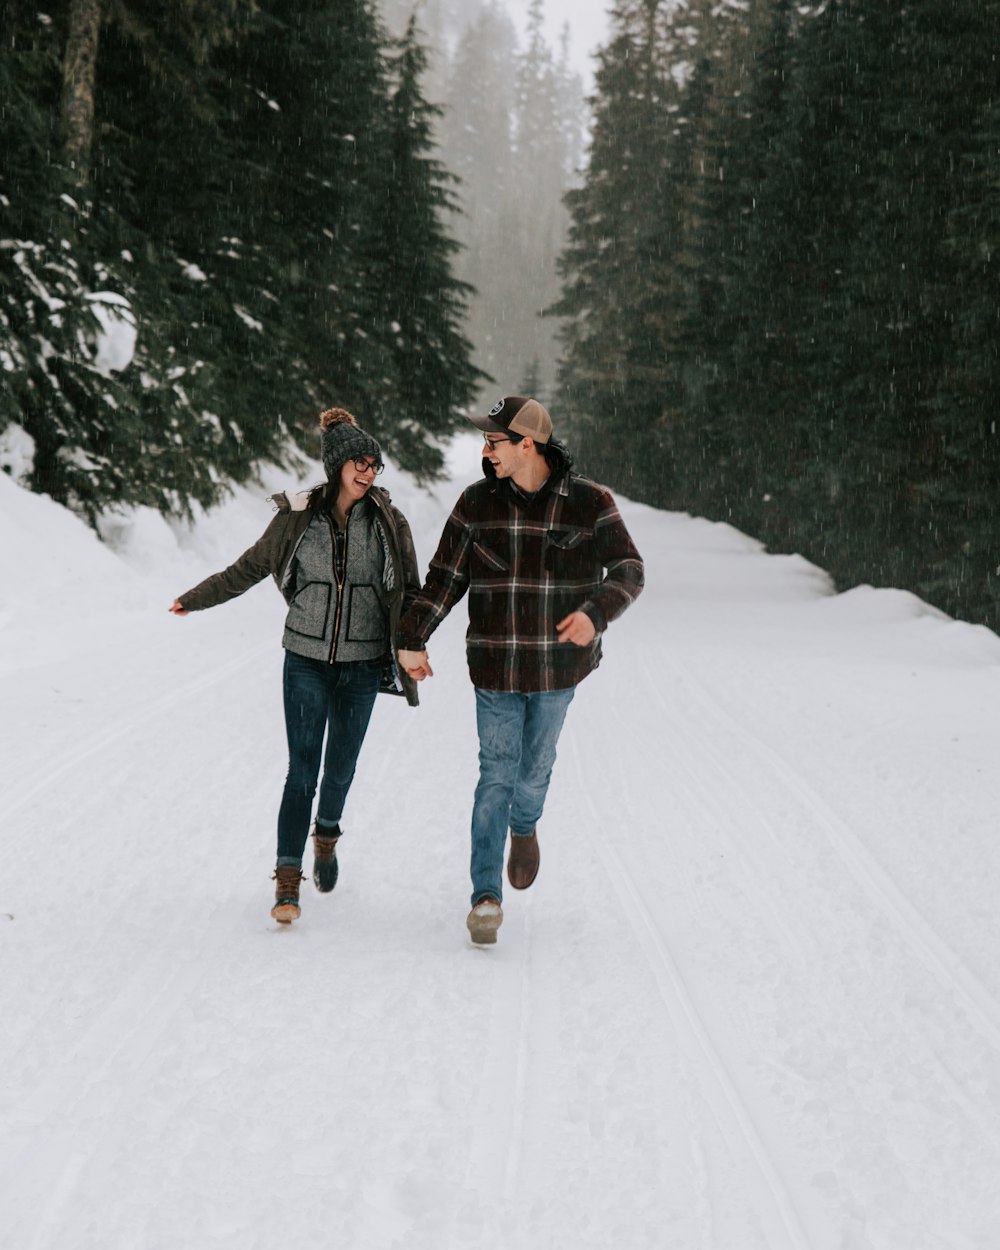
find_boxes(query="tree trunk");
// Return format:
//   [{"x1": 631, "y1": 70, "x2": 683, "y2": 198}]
[
  {"x1": 61, "y1": 0, "x2": 103, "y2": 189},
  {"x1": 2, "y1": 1, "x2": 24, "y2": 50}
]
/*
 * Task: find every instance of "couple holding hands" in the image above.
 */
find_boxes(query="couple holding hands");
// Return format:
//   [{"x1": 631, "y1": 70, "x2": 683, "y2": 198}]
[{"x1": 171, "y1": 397, "x2": 643, "y2": 945}]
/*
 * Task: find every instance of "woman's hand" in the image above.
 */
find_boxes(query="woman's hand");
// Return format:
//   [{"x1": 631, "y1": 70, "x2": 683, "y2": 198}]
[
  {"x1": 398, "y1": 649, "x2": 433, "y2": 680},
  {"x1": 169, "y1": 600, "x2": 189, "y2": 616}
]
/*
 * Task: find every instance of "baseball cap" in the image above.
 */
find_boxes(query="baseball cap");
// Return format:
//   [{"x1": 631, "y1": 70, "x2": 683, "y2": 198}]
[{"x1": 466, "y1": 395, "x2": 553, "y2": 445}]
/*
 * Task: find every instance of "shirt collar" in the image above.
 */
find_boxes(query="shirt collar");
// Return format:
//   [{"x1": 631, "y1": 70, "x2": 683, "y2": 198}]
[{"x1": 508, "y1": 468, "x2": 568, "y2": 504}]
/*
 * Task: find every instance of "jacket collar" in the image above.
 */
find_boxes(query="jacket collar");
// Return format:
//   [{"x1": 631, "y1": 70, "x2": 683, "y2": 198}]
[{"x1": 508, "y1": 467, "x2": 570, "y2": 505}]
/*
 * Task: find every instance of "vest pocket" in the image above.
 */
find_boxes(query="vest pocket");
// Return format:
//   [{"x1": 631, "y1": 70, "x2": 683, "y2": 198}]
[
  {"x1": 285, "y1": 581, "x2": 333, "y2": 640},
  {"x1": 346, "y1": 583, "x2": 388, "y2": 642}
]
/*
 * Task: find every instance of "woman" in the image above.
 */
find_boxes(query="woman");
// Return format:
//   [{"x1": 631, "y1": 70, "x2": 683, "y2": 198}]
[{"x1": 171, "y1": 408, "x2": 421, "y2": 924}]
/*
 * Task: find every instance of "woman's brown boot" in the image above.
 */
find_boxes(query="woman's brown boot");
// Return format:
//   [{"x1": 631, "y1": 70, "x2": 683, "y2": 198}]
[
  {"x1": 271, "y1": 866, "x2": 305, "y2": 924},
  {"x1": 312, "y1": 824, "x2": 341, "y2": 893}
]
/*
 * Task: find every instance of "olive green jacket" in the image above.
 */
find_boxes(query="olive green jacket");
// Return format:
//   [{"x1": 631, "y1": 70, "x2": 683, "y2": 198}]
[{"x1": 178, "y1": 485, "x2": 421, "y2": 706}]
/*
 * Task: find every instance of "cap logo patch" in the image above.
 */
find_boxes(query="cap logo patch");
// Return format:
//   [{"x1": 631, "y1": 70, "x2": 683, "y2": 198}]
[{"x1": 488, "y1": 398, "x2": 505, "y2": 417}]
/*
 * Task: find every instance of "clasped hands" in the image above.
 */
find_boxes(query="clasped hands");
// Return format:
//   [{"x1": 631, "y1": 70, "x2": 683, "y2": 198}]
[{"x1": 397, "y1": 611, "x2": 596, "y2": 683}]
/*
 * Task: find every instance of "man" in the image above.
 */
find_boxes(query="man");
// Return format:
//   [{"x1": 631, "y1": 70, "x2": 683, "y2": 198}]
[{"x1": 397, "y1": 395, "x2": 644, "y2": 945}]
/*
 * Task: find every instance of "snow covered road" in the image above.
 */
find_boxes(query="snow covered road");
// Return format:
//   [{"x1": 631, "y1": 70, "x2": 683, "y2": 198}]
[{"x1": 3, "y1": 446, "x2": 1000, "y2": 1249}]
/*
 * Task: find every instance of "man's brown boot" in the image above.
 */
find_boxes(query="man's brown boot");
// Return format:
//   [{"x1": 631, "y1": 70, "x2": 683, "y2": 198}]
[
  {"x1": 271, "y1": 866, "x2": 305, "y2": 924},
  {"x1": 507, "y1": 829, "x2": 539, "y2": 890},
  {"x1": 312, "y1": 824, "x2": 341, "y2": 893}
]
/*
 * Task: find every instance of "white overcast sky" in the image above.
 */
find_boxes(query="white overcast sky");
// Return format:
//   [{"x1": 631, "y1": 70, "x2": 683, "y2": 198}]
[{"x1": 506, "y1": 0, "x2": 610, "y2": 85}]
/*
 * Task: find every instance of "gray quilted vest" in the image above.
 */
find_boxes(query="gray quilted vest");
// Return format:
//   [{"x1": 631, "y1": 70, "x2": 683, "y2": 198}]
[{"x1": 280, "y1": 499, "x2": 389, "y2": 663}]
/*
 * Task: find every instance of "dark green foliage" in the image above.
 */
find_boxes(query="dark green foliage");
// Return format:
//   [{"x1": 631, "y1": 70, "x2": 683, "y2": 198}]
[
  {"x1": 1, "y1": 0, "x2": 480, "y2": 522},
  {"x1": 438, "y1": 3, "x2": 518, "y2": 392},
  {"x1": 556, "y1": 0, "x2": 1000, "y2": 629},
  {"x1": 0, "y1": 198, "x2": 238, "y2": 522},
  {"x1": 354, "y1": 15, "x2": 485, "y2": 465},
  {"x1": 552, "y1": 0, "x2": 692, "y2": 483}
]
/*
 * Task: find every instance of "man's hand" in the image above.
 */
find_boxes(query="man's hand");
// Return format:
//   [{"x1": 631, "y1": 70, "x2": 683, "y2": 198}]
[
  {"x1": 169, "y1": 600, "x2": 189, "y2": 616},
  {"x1": 556, "y1": 611, "x2": 597, "y2": 647},
  {"x1": 398, "y1": 648, "x2": 433, "y2": 680}
]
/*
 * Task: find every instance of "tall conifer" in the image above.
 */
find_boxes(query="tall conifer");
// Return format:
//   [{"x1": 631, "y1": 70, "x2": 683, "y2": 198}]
[
  {"x1": 552, "y1": 0, "x2": 681, "y2": 483},
  {"x1": 357, "y1": 14, "x2": 483, "y2": 471}
]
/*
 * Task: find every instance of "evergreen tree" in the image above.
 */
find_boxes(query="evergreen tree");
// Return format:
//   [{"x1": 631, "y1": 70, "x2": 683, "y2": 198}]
[
  {"x1": 725, "y1": 0, "x2": 1000, "y2": 607},
  {"x1": 510, "y1": 0, "x2": 579, "y2": 401},
  {"x1": 439, "y1": 1, "x2": 520, "y2": 390},
  {"x1": 2, "y1": 0, "x2": 484, "y2": 521},
  {"x1": 881, "y1": 0, "x2": 1000, "y2": 614},
  {"x1": 357, "y1": 13, "x2": 485, "y2": 470},
  {"x1": 438, "y1": 0, "x2": 583, "y2": 401},
  {"x1": 202, "y1": 0, "x2": 393, "y2": 430},
  {"x1": 668, "y1": 0, "x2": 805, "y2": 537},
  {"x1": 552, "y1": 0, "x2": 683, "y2": 483},
  {"x1": 374, "y1": 0, "x2": 464, "y2": 100},
  {"x1": 1, "y1": 0, "x2": 294, "y2": 519},
  {"x1": 556, "y1": 0, "x2": 1000, "y2": 628}
]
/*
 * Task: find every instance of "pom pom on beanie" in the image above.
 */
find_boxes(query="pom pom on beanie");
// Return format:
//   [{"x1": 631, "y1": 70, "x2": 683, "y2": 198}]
[
  {"x1": 319, "y1": 407, "x2": 355, "y2": 432},
  {"x1": 319, "y1": 408, "x2": 382, "y2": 480}
]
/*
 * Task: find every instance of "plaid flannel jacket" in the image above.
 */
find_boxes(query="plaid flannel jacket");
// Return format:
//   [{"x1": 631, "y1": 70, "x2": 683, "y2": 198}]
[{"x1": 397, "y1": 469, "x2": 644, "y2": 692}]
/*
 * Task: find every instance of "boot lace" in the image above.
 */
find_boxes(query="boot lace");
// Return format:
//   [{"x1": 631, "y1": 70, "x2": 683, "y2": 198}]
[{"x1": 313, "y1": 832, "x2": 340, "y2": 861}]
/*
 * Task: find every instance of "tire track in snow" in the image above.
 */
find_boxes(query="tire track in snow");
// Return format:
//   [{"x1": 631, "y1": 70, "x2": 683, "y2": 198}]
[
  {"x1": 593, "y1": 640, "x2": 1000, "y2": 1238},
  {"x1": 0, "y1": 639, "x2": 274, "y2": 828},
  {"x1": 500, "y1": 895, "x2": 534, "y2": 1206},
  {"x1": 0, "y1": 882, "x2": 266, "y2": 1248},
  {"x1": 565, "y1": 734, "x2": 813, "y2": 1250},
  {"x1": 656, "y1": 651, "x2": 1000, "y2": 1058},
  {"x1": 441, "y1": 888, "x2": 535, "y2": 1250},
  {"x1": 0, "y1": 633, "x2": 287, "y2": 1247},
  {"x1": 600, "y1": 688, "x2": 810, "y2": 971}
]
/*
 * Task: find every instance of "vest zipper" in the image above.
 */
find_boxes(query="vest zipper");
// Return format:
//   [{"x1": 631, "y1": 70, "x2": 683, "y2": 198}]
[{"x1": 328, "y1": 512, "x2": 349, "y2": 664}]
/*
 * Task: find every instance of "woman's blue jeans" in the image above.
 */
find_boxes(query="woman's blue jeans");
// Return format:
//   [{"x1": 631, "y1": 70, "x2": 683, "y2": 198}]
[
  {"x1": 276, "y1": 651, "x2": 381, "y2": 866},
  {"x1": 470, "y1": 687, "x2": 576, "y2": 905}
]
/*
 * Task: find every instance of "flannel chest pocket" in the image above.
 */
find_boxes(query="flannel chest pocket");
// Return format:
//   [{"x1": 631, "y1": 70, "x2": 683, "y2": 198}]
[
  {"x1": 471, "y1": 539, "x2": 510, "y2": 574},
  {"x1": 544, "y1": 527, "x2": 592, "y2": 574}
]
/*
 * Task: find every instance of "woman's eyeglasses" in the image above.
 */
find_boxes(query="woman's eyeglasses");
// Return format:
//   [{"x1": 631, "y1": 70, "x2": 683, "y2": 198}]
[{"x1": 353, "y1": 458, "x2": 384, "y2": 475}]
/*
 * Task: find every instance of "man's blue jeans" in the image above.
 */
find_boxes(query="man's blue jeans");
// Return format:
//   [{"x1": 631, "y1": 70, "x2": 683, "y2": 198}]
[
  {"x1": 470, "y1": 687, "x2": 576, "y2": 905},
  {"x1": 276, "y1": 651, "x2": 381, "y2": 866}
]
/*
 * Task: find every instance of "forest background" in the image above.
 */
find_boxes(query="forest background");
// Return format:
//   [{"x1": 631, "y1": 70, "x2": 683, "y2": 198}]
[{"x1": 2, "y1": 0, "x2": 999, "y2": 630}]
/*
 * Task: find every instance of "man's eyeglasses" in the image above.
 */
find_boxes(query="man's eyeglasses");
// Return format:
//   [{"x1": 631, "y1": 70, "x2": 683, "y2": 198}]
[
  {"x1": 353, "y1": 457, "x2": 384, "y2": 475},
  {"x1": 483, "y1": 435, "x2": 512, "y2": 451}
]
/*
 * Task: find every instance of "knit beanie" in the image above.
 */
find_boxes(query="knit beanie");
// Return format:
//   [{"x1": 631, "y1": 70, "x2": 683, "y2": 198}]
[{"x1": 320, "y1": 408, "x2": 382, "y2": 480}]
